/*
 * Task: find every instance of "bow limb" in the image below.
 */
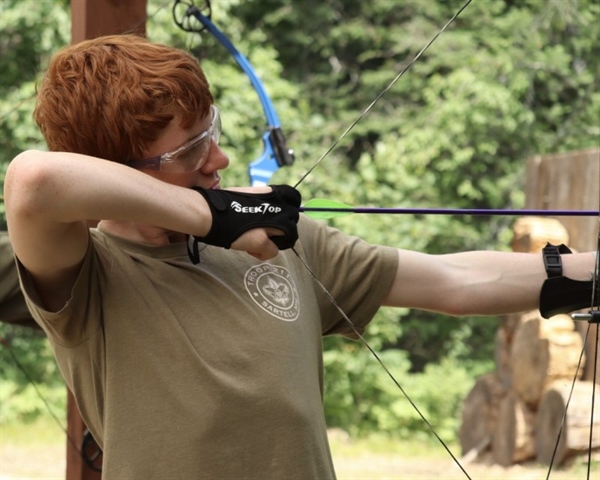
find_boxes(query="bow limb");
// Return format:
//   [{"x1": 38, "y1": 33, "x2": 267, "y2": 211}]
[{"x1": 173, "y1": 0, "x2": 294, "y2": 186}]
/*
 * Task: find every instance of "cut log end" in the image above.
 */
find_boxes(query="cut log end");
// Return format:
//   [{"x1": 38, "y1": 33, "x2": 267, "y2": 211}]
[{"x1": 535, "y1": 381, "x2": 600, "y2": 466}]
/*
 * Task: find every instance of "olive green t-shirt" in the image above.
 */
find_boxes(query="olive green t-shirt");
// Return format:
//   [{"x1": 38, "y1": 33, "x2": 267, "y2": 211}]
[
  {"x1": 0, "y1": 231, "x2": 35, "y2": 327},
  {"x1": 18, "y1": 215, "x2": 398, "y2": 479}
]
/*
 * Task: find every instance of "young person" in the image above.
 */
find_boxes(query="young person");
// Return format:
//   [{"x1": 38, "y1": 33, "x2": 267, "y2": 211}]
[{"x1": 4, "y1": 35, "x2": 596, "y2": 479}]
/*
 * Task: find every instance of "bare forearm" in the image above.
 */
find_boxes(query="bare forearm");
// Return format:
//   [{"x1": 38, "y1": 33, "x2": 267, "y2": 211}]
[
  {"x1": 384, "y1": 249, "x2": 596, "y2": 316},
  {"x1": 5, "y1": 150, "x2": 211, "y2": 236}
]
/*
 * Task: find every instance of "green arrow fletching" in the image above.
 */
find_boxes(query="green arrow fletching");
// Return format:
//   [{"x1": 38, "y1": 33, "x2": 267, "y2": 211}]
[{"x1": 302, "y1": 198, "x2": 353, "y2": 219}]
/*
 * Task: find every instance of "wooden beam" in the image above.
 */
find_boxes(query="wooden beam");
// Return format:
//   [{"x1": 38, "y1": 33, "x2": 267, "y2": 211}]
[
  {"x1": 66, "y1": 390, "x2": 102, "y2": 480},
  {"x1": 525, "y1": 148, "x2": 600, "y2": 384},
  {"x1": 67, "y1": 2, "x2": 148, "y2": 478},
  {"x1": 71, "y1": 0, "x2": 147, "y2": 44}
]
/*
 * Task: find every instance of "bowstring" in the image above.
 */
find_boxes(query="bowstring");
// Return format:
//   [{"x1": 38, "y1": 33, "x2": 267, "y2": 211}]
[
  {"x1": 586, "y1": 177, "x2": 600, "y2": 478},
  {"x1": 543, "y1": 327, "x2": 592, "y2": 480},
  {"x1": 544, "y1": 169, "x2": 600, "y2": 480},
  {"x1": 290, "y1": 1, "x2": 474, "y2": 478},
  {"x1": 294, "y1": 0, "x2": 473, "y2": 189},
  {"x1": 291, "y1": 248, "x2": 473, "y2": 479}
]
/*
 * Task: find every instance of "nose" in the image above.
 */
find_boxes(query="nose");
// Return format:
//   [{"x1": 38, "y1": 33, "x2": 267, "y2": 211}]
[{"x1": 201, "y1": 140, "x2": 230, "y2": 173}]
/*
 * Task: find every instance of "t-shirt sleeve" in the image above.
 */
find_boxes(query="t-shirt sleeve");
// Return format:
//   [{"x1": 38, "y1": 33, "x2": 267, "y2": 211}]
[
  {"x1": 15, "y1": 232, "x2": 108, "y2": 347},
  {"x1": 295, "y1": 215, "x2": 398, "y2": 338},
  {"x1": 0, "y1": 231, "x2": 37, "y2": 327}
]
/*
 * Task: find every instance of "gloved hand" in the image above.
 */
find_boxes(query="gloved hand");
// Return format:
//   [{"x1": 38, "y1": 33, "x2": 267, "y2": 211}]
[{"x1": 191, "y1": 185, "x2": 301, "y2": 250}]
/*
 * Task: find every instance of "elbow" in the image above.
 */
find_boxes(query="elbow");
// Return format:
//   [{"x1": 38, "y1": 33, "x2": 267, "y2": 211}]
[{"x1": 5, "y1": 150, "x2": 56, "y2": 220}]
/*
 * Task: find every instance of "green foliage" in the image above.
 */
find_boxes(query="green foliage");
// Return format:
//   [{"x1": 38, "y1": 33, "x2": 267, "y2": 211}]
[
  {"x1": 0, "y1": 379, "x2": 66, "y2": 425},
  {"x1": 234, "y1": 0, "x2": 598, "y2": 378},
  {"x1": 323, "y1": 341, "x2": 477, "y2": 442},
  {"x1": 0, "y1": 324, "x2": 65, "y2": 424},
  {"x1": 0, "y1": 325, "x2": 64, "y2": 385},
  {"x1": 0, "y1": 0, "x2": 70, "y2": 224},
  {"x1": 0, "y1": 0, "x2": 598, "y2": 436}
]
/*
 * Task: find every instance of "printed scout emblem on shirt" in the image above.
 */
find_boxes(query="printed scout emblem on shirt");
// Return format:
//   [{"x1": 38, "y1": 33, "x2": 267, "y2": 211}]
[{"x1": 244, "y1": 264, "x2": 299, "y2": 321}]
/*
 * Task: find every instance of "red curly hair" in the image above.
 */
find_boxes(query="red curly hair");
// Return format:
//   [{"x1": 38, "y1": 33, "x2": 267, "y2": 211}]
[{"x1": 33, "y1": 35, "x2": 213, "y2": 162}]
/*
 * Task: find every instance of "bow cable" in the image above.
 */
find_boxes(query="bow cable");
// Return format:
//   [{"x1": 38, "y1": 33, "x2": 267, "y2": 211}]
[
  {"x1": 289, "y1": 1, "x2": 475, "y2": 477},
  {"x1": 546, "y1": 175, "x2": 600, "y2": 480},
  {"x1": 292, "y1": 247, "x2": 473, "y2": 479},
  {"x1": 294, "y1": 0, "x2": 473, "y2": 189}
]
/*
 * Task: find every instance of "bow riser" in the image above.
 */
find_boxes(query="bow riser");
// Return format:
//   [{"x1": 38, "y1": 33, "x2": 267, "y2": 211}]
[{"x1": 176, "y1": 3, "x2": 295, "y2": 185}]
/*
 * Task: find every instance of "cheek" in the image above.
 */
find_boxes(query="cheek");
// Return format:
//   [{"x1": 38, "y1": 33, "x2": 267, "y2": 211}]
[{"x1": 141, "y1": 169, "x2": 199, "y2": 188}]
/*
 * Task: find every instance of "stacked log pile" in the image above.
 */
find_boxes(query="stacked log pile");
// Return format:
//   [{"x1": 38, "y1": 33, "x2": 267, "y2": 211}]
[{"x1": 459, "y1": 217, "x2": 600, "y2": 467}]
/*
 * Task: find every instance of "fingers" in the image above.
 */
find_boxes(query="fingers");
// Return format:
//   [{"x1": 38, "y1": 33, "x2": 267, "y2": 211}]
[
  {"x1": 230, "y1": 228, "x2": 283, "y2": 260},
  {"x1": 224, "y1": 186, "x2": 272, "y2": 194}
]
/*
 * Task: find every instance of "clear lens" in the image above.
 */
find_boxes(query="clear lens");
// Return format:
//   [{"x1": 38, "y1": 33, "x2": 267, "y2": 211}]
[
  {"x1": 125, "y1": 105, "x2": 221, "y2": 173},
  {"x1": 163, "y1": 134, "x2": 212, "y2": 172},
  {"x1": 160, "y1": 105, "x2": 221, "y2": 172}
]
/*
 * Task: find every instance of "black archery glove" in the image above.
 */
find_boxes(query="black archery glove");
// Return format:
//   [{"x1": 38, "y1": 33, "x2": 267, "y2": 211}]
[{"x1": 192, "y1": 185, "x2": 301, "y2": 250}]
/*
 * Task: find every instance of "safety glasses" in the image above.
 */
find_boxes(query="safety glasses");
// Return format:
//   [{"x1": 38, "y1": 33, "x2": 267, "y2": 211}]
[{"x1": 125, "y1": 105, "x2": 221, "y2": 172}]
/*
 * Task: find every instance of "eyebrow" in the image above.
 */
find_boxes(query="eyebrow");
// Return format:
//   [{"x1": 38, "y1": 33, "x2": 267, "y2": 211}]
[{"x1": 183, "y1": 110, "x2": 213, "y2": 144}]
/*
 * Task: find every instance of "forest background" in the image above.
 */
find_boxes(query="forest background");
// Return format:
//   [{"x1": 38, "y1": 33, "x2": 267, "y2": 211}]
[{"x1": 0, "y1": 0, "x2": 599, "y2": 447}]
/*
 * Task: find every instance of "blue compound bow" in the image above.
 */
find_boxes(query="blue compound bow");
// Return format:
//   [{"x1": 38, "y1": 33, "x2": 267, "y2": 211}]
[{"x1": 173, "y1": 0, "x2": 295, "y2": 186}]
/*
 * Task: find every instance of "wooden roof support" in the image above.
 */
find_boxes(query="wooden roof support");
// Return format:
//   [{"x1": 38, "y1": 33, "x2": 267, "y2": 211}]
[
  {"x1": 67, "y1": 2, "x2": 147, "y2": 478},
  {"x1": 71, "y1": 0, "x2": 147, "y2": 44}
]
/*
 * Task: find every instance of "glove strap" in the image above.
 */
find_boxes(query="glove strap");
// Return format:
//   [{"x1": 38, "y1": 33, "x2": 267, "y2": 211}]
[
  {"x1": 541, "y1": 242, "x2": 572, "y2": 278},
  {"x1": 538, "y1": 243, "x2": 599, "y2": 318},
  {"x1": 187, "y1": 235, "x2": 201, "y2": 265}
]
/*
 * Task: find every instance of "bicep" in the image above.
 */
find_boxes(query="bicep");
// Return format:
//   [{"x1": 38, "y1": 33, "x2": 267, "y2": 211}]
[{"x1": 5, "y1": 153, "x2": 90, "y2": 309}]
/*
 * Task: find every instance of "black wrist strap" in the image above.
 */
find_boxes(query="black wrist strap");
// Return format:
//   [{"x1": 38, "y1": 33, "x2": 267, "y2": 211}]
[{"x1": 542, "y1": 242, "x2": 572, "y2": 278}]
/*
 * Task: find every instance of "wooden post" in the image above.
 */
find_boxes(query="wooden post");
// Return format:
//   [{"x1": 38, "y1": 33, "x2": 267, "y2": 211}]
[
  {"x1": 71, "y1": 0, "x2": 147, "y2": 44},
  {"x1": 525, "y1": 148, "x2": 600, "y2": 383},
  {"x1": 66, "y1": 390, "x2": 102, "y2": 480},
  {"x1": 460, "y1": 149, "x2": 600, "y2": 467},
  {"x1": 536, "y1": 381, "x2": 600, "y2": 465},
  {"x1": 67, "y1": 1, "x2": 147, "y2": 478}
]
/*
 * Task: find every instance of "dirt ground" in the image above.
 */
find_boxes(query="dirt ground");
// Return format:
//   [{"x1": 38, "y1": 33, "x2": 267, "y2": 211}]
[
  {"x1": 334, "y1": 455, "x2": 599, "y2": 480},
  {"x1": 1, "y1": 443, "x2": 598, "y2": 480}
]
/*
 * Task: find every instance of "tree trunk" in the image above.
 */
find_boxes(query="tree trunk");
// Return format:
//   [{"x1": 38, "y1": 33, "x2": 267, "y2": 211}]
[
  {"x1": 535, "y1": 380, "x2": 600, "y2": 466},
  {"x1": 492, "y1": 391, "x2": 536, "y2": 466}
]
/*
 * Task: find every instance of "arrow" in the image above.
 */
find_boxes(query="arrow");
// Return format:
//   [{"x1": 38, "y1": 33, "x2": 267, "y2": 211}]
[{"x1": 300, "y1": 199, "x2": 600, "y2": 219}]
